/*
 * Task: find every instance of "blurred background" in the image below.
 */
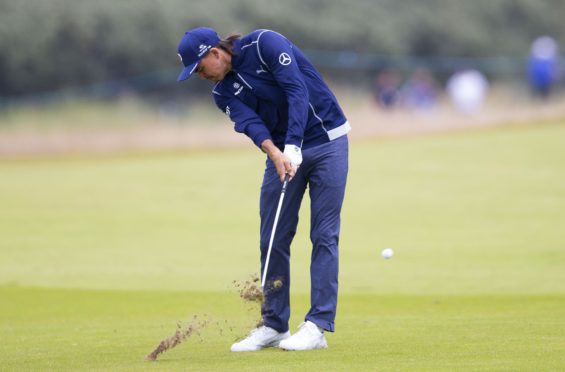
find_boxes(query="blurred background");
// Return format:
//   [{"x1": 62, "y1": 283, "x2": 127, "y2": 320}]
[{"x1": 0, "y1": 0, "x2": 564, "y2": 155}]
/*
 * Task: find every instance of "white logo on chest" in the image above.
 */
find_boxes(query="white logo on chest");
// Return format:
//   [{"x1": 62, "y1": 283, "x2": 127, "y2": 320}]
[
  {"x1": 233, "y1": 82, "x2": 244, "y2": 96},
  {"x1": 279, "y1": 53, "x2": 292, "y2": 66}
]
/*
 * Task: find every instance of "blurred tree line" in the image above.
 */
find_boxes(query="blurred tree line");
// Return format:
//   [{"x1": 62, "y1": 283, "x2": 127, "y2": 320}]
[{"x1": 0, "y1": 0, "x2": 563, "y2": 97}]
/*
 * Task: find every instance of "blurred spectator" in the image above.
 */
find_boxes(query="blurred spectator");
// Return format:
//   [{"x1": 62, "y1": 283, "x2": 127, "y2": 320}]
[
  {"x1": 527, "y1": 36, "x2": 559, "y2": 100},
  {"x1": 399, "y1": 68, "x2": 438, "y2": 111},
  {"x1": 373, "y1": 70, "x2": 400, "y2": 109},
  {"x1": 446, "y1": 69, "x2": 489, "y2": 114}
]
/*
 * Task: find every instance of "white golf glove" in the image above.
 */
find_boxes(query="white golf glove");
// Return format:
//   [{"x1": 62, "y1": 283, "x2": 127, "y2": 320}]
[{"x1": 283, "y1": 144, "x2": 303, "y2": 171}]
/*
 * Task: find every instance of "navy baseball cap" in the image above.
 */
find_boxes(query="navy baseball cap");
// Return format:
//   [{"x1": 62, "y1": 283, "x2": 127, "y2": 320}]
[{"x1": 177, "y1": 27, "x2": 221, "y2": 81}]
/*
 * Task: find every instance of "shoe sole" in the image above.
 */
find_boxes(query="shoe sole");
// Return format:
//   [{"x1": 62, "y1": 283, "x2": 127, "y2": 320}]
[
  {"x1": 231, "y1": 334, "x2": 291, "y2": 352},
  {"x1": 279, "y1": 339, "x2": 328, "y2": 351}
]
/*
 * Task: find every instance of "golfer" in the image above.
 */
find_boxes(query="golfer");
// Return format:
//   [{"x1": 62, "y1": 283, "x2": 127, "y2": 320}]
[{"x1": 177, "y1": 27, "x2": 350, "y2": 351}]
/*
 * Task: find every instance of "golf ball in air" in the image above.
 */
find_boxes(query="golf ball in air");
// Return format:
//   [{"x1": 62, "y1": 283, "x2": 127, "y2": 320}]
[{"x1": 381, "y1": 248, "x2": 394, "y2": 259}]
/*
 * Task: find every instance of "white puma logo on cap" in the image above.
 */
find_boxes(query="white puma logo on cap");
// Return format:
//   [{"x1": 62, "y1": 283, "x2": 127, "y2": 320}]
[{"x1": 198, "y1": 44, "x2": 211, "y2": 57}]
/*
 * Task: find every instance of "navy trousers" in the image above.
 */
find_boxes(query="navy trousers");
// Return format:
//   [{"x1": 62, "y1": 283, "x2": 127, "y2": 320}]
[{"x1": 259, "y1": 135, "x2": 348, "y2": 333}]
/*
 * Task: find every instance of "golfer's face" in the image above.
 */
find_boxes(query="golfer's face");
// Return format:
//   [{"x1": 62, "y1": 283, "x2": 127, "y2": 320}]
[{"x1": 196, "y1": 50, "x2": 229, "y2": 82}]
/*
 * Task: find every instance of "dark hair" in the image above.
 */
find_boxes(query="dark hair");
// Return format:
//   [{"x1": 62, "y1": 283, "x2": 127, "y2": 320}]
[{"x1": 217, "y1": 33, "x2": 241, "y2": 55}]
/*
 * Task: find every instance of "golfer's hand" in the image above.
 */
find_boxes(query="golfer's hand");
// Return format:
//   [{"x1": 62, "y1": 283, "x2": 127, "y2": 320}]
[
  {"x1": 261, "y1": 140, "x2": 296, "y2": 181},
  {"x1": 283, "y1": 144, "x2": 302, "y2": 173}
]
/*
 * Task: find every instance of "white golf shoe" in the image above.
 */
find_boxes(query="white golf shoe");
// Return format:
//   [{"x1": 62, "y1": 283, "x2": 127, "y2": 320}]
[
  {"x1": 278, "y1": 321, "x2": 328, "y2": 351},
  {"x1": 230, "y1": 326, "x2": 290, "y2": 352}
]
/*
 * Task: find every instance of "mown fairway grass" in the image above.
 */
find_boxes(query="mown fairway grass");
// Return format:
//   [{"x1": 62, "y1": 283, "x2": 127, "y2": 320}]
[{"x1": 1, "y1": 121, "x2": 565, "y2": 370}]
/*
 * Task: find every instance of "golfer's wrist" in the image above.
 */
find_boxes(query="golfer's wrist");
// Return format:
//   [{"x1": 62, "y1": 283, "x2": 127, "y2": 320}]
[{"x1": 261, "y1": 139, "x2": 280, "y2": 157}]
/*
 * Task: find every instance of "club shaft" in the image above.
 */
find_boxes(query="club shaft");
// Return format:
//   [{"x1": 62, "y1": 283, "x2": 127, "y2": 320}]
[{"x1": 261, "y1": 174, "x2": 289, "y2": 289}]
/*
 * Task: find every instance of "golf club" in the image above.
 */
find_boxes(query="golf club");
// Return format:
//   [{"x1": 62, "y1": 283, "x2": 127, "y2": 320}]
[{"x1": 261, "y1": 173, "x2": 290, "y2": 290}]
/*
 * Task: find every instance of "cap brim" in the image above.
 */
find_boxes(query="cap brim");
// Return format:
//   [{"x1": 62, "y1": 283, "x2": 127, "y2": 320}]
[{"x1": 177, "y1": 61, "x2": 199, "y2": 82}]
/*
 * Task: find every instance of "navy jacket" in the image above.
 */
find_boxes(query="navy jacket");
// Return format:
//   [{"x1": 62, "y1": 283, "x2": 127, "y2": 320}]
[{"x1": 212, "y1": 30, "x2": 350, "y2": 151}]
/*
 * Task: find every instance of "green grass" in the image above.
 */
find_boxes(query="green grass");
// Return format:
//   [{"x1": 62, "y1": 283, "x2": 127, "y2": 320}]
[
  {"x1": 1, "y1": 121, "x2": 565, "y2": 370},
  {"x1": 2, "y1": 287, "x2": 564, "y2": 371}
]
